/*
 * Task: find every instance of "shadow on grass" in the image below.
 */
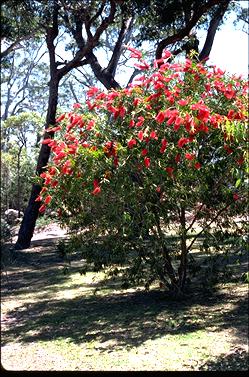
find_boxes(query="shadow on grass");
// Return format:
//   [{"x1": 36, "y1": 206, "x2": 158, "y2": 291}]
[
  {"x1": 2, "y1": 277, "x2": 248, "y2": 353},
  {"x1": 198, "y1": 347, "x2": 248, "y2": 371},
  {"x1": 1, "y1": 235, "x2": 248, "y2": 354}
]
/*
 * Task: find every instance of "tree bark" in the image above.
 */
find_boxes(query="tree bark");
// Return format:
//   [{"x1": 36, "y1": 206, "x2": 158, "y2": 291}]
[
  {"x1": 199, "y1": 0, "x2": 230, "y2": 61},
  {"x1": 14, "y1": 75, "x2": 59, "y2": 249}
]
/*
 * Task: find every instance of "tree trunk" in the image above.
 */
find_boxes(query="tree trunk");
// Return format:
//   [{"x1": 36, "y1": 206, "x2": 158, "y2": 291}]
[
  {"x1": 199, "y1": 0, "x2": 230, "y2": 61},
  {"x1": 17, "y1": 146, "x2": 22, "y2": 217},
  {"x1": 178, "y1": 206, "x2": 188, "y2": 291},
  {"x1": 14, "y1": 76, "x2": 59, "y2": 249}
]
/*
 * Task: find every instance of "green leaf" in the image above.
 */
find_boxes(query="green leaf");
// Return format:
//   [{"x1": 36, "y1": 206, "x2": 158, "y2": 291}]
[{"x1": 235, "y1": 178, "x2": 241, "y2": 188}]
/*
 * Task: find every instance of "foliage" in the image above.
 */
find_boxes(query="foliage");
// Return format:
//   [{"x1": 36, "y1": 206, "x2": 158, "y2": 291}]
[
  {"x1": 1, "y1": 112, "x2": 44, "y2": 213},
  {"x1": 35, "y1": 49, "x2": 248, "y2": 294}
]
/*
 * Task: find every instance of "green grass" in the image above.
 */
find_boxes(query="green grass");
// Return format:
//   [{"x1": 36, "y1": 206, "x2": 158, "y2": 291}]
[{"x1": 1, "y1": 241, "x2": 248, "y2": 371}]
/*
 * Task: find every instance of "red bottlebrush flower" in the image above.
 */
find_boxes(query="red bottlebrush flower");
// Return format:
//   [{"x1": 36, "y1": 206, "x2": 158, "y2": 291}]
[
  {"x1": 128, "y1": 139, "x2": 137, "y2": 148},
  {"x1": 236, "y1": 157, "x2": 244, "y2": 166},
  {"x1": 165, "y1": 167, "x2": 174, "y2": 177},
  {"x1": 141, "y1": 148, "x2": 148, "y2": 156},
  {"x1": 156, "y1": 186, "x2": 161, "y2": 193},
  {"x1": 35, "y1": 195, "x2": 43, "y2": 202},
  {"x1": 224, "y1": 84, "x2": 236, "y2": 99},
  {"x1": 73, "y1": 103, "x2": 82, "y2": 109},
  {"x1": 44, "y1": 176, "x2": 52, "y2": 185},
  {"x1": 175, "y1": 116, "x2": 184, "y2": 126},
  {"x1": 119, "y1": 106, "x2": 126, "y2": 118},
  {"x1": 178, "y1": 137, "x2": 189, "y2": 148},
  {"x1": 44, "y1": 195, "x2": 52, "y2": 205},
  {"x1": 233, "y1": 193, "x2": 239, "y2": 201},
  {"x1": 49, "y1": 167, "x2": 57, "y2": 175},
  {"x1": 129, "y1": 119, "x2": 135, "y2": 128},
  {"x1": 56, "y1": 113, "x2": 66, "y2": 123},
  {"x1": 92, "y1": 186, "x2": 101, "y2": 196},
  {"x1": 138, "y1": 130, "x2": 144, "y2": 141},
  {"x1": 51, "y1": 180, "x2": 58, "y2": 188},
  {"x1": 87, "y1": 87, "x2": 99, "y2": 97},
  {"x1": 86, "y1": 119, "x2": 95, "y2": 130},
  {"x1": 136, "y1": 116, "x2": 145, "y2": 127},
  {"x1": 42, "y1": 138, "x2": 52, "y2": 145},
  {"x1": 133, "y1": 98, "x2": 140, "y2": 106},
  {"x1": 113, "y1": 157, "x2": 119, "y2": 168},
  {"x1": 160, "y1": 138, "x2": 167, "y2": 153},
  {"x1": 178, "y1": 99, "x2": 188, "y2": 106},
  {"x1": 39, "y1": 204, "x2": 47, "y2": 213},
  {"x1": 126, "y1": 46, "x2": 143, "y2": 59},
  {"x1": 194, "y1": 162, "x2": 201, "y2": 170},
  {"x1": 185, "y1": 153, "x2": 195, "y2": 160},
  {"x1": 56, "y1": 151, "x2": 67, "y2": 160},
  {"x1": 93, "y1": 179, "x2": 99, "y2": 188},
  {"x1": 134, "y1": 60, "x2": 150, "y2": 70},
  {"x1": 224, "y1": 145, "x2": 233, "y2": 154},
  {"x1": 155, "y1": 111, "x2": 166, "y2": 124},
  {"x1": 162, "y1": 50, "x2": 172, "y2": 59},
  {"x1": 46, "y1": 126, "x2": 62, "y2": 133},
  {"x1": 40, "y1": 187, "x2": 48, "y2": 194},
  {"x1": 175, "y1": 153, "x2": 181, "y2": 164},
  {"x1": 150, "y1": 130, "x2": 158, "y2": 139},
  {"x1": 144, "y1": 157, "x2": 151, "y2": 168}
]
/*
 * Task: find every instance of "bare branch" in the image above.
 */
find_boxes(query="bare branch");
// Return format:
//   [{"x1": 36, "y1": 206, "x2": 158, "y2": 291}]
[
  {"x1": 106, "y1": 15, "x2": 134, "y2": 77},
  {"x1": 199, "y1": 0, "x2": 230, "y2": 61},
  {"x1": 155, "y1": 0, "x2": 224, "y2": 59}
]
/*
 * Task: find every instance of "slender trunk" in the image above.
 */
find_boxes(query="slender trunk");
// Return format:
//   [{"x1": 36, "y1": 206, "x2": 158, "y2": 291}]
[
  {"x1": 17, "y1": 146, "x2": 23, "y2": 217},
  {"x1": 14, "y1": 76, "x2": 59, "y2": 249},
  {"x1": 178, "y1": 206, "x2": 188, "y2": 290}
]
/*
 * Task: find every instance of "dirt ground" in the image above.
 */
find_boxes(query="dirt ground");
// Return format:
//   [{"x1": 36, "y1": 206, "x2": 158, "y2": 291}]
[{"x1": 1, "y1": 223, "x2": 248, "y2": 371}]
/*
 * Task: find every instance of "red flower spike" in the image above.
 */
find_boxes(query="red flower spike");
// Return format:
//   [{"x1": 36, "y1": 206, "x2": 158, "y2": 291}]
[
  {"x1": 155, "y1": 111, "x2": 166, "y2": 124},
  {"x1": 175, "y1": 153, "x2": 181, "y2": 164},
  {"x1": 138, "y1": 131, "x2": 144, "y2": 141},
  {"x1": 129, "y1": 119, "x2": 135, "y2": 128},
  {"x1": 150, "y1": 130, "x2": 158, "y2": 140},
  {"x1": 144, "y1": 157, "x2": 151, "y2": 168},
  {"x1": 126, "y1": 46, "x2": 143, "y2": 59},
  {"x1": 42, "y1": 138, "x2": 52, "y2": 145},
  {"x1": 73, "y1": 103, "x2": 82, "y2": 109},
  {"x1": 92, "y1": 186, "x2": 101, "y2": 196},
  {"x1": 141, "y1": 149, "x2": 148, "y2": 156},
  {"x1": 194, "y1": 162, "x2": 201, "y2": 170},
  {"x1": 185, "y1": 153, "x2": 195, "y2": 161},
  {"x1": 39, "y1": 204, "x2": 47, "y2": 213},
  {"x1": 44, "y1": 195, "x2": 52, "y2": 205},
  {"x1": 136, "y1": 116, "x2": 145, "y2": 127},
  {"x1": 128, "y1": 139, "x2": 137, "y2": 148},
  {"x1": 178, "y1": 137, "x2": 189, "y2": 148},
  {"x1": 56, "y1": 114, "x2": 66, "y2": 123},
  {"x1": 87, "y1": 87, "x2": 99, "y2": 97},
  {"x1": 233, "y1": 193, "x2": 239, "y2": 201},
  {"x1": 165, "y1": 167, "x2": 174, "y2": 177}
]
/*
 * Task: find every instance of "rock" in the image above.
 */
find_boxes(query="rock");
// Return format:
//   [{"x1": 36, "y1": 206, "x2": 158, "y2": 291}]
[{"x1": 4, "y1": 209, "x2": 23, "y2": 225}]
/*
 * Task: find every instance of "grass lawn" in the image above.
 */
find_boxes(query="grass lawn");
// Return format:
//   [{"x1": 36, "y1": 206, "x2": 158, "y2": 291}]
[{"x1": 1, "y1": 232, "x2": 248, "y2": 371}]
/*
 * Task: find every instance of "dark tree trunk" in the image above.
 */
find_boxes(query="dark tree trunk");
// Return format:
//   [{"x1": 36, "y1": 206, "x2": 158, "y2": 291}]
[
  {"x1": 178, "y1": 206, "x2": 188, "y2": 291},
  {"x1": 17, "y1": 146, "x2": 23, "y2": 217},
  {"x1": 199, "y1": 0, "x2": 230, "y2": 61},
  {"x1": 14, "y1": 76, "x2": 59, "y2": 249}
]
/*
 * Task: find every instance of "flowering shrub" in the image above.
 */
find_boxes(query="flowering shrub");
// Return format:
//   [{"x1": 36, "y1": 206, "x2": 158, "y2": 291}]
[{"x1": 36, "y1": 48, "x2": 248, "y2": 294}]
